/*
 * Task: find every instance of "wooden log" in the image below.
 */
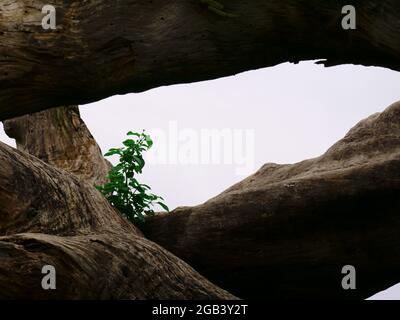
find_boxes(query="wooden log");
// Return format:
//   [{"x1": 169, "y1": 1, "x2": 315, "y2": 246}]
[
  {"x1": 1, "y1": 0, "x2": 400, "y2": 119},
  {"x1": 143, "y1": 101, "x2": 400, "y2": 299}
]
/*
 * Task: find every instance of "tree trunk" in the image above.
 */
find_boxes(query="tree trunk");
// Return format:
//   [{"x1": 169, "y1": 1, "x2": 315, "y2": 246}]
[
  {"x1": 0, "y1": 106, "x2": 235, "y2": 299},
  {"x1": 1, "y1": 0, "x2": 400, "y2": 119},
  {"x1": 1, "y1": 100, "x2": 400, "y2": 299},
  {"x1": 3, "y1": 105, "x2": 111, "y2": 186},
  {"x1": 2, "y1": 0, "x2": 400, "y2": 300},
  {"x1": 143, "y1": 101, "x2": 400, "y2": 299},
  {"x1": 0, "y1": 140, "x2": 236, "y2": 299}
]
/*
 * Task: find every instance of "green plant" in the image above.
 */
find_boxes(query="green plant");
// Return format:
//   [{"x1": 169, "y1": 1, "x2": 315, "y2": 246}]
[{"x1": 96, "y1": 131, "x2": 169, "y2": 224}]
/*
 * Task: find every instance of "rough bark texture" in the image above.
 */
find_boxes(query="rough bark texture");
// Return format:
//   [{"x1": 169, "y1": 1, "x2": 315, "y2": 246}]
[
  {"x1": 143, "y1": 101, "x2": 400, "y2": 300},
  {"x1": 3, "y1": 105, "x2": 111, "y2": 185},
  {"x1": 1, "y1": 0, "x2": 400, "y2": 300},
  {"x1": 0, "y1": 141, "x2": 236, "y2": 299},
  {"x1": 1, "y1": 0, "x2": 400, "y2": 119}
]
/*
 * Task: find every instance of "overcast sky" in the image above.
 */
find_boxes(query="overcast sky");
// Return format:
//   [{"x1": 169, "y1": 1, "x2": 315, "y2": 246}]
[{"x1": 1, "y1": 60, "x2": 400, "y2": 298}]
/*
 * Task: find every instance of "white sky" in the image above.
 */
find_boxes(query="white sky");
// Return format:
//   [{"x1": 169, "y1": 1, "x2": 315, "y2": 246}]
[{"x1": 1, "y1": 60, "x2": 400, "y2": 298}]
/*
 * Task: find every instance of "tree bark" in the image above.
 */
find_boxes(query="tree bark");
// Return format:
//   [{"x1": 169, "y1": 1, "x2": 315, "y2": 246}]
[
  {"x1": 1, "y1": 101, "x2": 400, "y2": 299},
  {"x1": 2, "y1": 0, "x2": 400, "y2": 300},
  {"x1": 2, "y1": 101, "x2": 400, "y2": 299},
  {"x1": 1, "y1": 0, "x2": 400, "y2": 119},
  {"x1": 0, "y1": 140, "x2": 236, "y2": 299},
  {"x1": 143, "y1": 101, "x2": 400, "y2": 300},
  {"x1": 3, "y1": 105, "x2": 111, "y2": 186}
]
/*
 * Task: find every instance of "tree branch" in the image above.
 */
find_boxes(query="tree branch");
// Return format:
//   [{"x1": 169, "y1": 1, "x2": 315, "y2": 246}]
[
  {"x1": 3, "y1": 105, "x2": 111, "y2": 185},
  {"x1": 143, "y1": 101, "x2": 400, "y2": 299},
  {"x1": 1, "y1": 0, "x2": 400, "y2": 119},
  {"x1": 0, "y1": 141, "x2": 236, "y2": 299}
]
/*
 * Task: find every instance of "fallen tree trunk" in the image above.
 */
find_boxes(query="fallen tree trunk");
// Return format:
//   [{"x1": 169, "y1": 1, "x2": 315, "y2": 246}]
[
  {"x1": 2, "y1": 0, "x2": 400, "y2": 300},
  {"x1": 4, "y1": 102, "x2": 400, "y2": 299},
  {"x1": 1, "y1": 0, "x2": 400, "y2": 119},
  {"x1": 0, "y1": 141, "x2": 235, "y2": 299},
  {"x1": 143, "y1": 101, "x2": 400, "y2": 299}
]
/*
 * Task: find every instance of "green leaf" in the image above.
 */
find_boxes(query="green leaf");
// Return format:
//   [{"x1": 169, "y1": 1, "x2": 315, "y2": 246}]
[
  {"x1": 144, "y1": 134, "x2": 153, "y2": 148},
  {"x1": 133, "y1": 155, "x2": 145, "y2": 171},
  {"x1": 104, "y1": 148, "x2": 122, "y2": 157},
  {"x1": 127, "y1": 131, "x2": 141, "y2": 137},
  {"x1": 113, "y1": 163, "x2": 124, "y2": 171},
  {"x1": 157, "y1": 202, "x2": 169, "y2": 212},
  {"x1": 123, "y1": 139, "x2": 135, "y2": 147}
]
